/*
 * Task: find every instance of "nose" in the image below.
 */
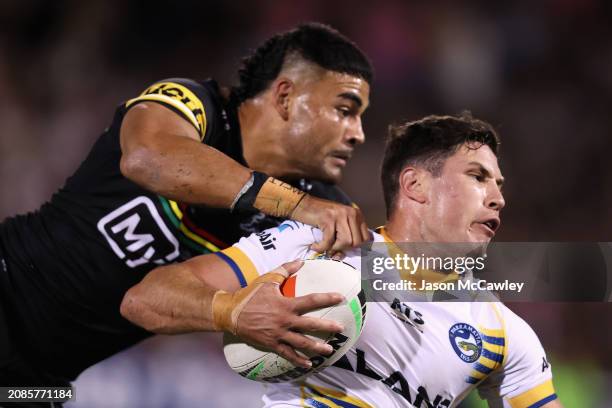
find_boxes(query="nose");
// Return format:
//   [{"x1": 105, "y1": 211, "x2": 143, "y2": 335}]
[
  {"x1": 486, "y1": 183, "x2": 505, "y2": 211},
  {"x1": 346, "y1": 117, "x2": 365, "y2": 146}
]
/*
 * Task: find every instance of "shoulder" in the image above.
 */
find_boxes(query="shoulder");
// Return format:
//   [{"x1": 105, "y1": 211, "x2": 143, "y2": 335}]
[
  {"x1": 497, "y1": 304, "x2": 549, "y2": 365},
  {"x1": 476, "y1": 304, "x2": 557, "y2": 406},
  {"x1": 125, "y1": 78, "x2": 222, "y2": 141}
]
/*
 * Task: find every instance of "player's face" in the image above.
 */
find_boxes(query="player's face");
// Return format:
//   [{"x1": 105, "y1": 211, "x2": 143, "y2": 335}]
[
  {"x1": 421, "y1": 144, "x2": 505, "y2": 244},
  {"x1": 285, "y1": 71, "x2": 370, "y2": 183}
]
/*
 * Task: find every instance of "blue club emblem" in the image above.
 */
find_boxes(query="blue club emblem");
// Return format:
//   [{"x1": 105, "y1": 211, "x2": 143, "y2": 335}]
[{"x1": 449, "y1": 323, "x2": 483, "y2": 363}]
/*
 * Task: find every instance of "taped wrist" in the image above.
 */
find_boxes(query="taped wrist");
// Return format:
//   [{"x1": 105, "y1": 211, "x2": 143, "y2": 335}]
[
  {"x1": 211, "y1": 290, "x2": 235, "y2": 333},
  {"x1": 233, "y1": 171, "x2": 306, "y2": 218},
  {"x1": 211, "y1": 271, "x2": 289, "y2": 334}
]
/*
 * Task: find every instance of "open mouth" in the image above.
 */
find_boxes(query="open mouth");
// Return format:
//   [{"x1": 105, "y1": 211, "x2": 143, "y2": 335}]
[{"x1": 480, "y1": 218, "x2": 500, "y2": 234}]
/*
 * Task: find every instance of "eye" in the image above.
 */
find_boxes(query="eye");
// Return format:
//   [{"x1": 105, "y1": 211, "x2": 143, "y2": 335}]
[
  {"x1": 471, "y1": 173, "x2": 486, "y2": 182},
  {"x1": 336, "y1": 106, "x2": 352, "y2": 117}
]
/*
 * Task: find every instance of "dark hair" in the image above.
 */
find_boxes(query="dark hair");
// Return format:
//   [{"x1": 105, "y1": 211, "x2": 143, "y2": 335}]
[
  {"x1": 381, "y1": 111, "x2": 501, "y2": 216},
  {"x1": 232, "y1": 22, "x2": 373, "y2": 103}
]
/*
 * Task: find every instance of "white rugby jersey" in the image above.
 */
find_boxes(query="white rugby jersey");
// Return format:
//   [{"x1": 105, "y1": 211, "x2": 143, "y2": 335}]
[{"x1": 215, "y1": 221, "x2": 558, "y2": 408}]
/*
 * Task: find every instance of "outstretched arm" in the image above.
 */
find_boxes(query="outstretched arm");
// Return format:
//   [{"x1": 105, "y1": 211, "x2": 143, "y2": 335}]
[{"x1": 120, "y1": 255, "x2": 343, "y2": 368}]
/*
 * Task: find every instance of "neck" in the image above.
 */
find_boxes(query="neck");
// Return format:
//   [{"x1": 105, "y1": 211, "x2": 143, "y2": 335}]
[
  {"x1": 383, "y1": 208, "x2": 423, "y2": 243},
  {"x1": 237, "y1": 100, "x2": 295, "y2": 180}
]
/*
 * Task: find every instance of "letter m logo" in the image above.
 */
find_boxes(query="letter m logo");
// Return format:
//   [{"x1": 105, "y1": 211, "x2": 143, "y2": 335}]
[{"x1": 97, "y1": 196, "x2": 180, "y2": 268}]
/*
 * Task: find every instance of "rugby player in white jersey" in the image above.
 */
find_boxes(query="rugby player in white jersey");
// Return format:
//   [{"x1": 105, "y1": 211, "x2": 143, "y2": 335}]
[{"x1": 125, "y1": 112, "x2": 562, "y2": 407}]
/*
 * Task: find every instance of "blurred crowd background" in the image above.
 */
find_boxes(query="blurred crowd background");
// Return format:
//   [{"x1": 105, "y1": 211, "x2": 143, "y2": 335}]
[{"x1": 1, "y1": 0, "x2": 611, "y2": 406}]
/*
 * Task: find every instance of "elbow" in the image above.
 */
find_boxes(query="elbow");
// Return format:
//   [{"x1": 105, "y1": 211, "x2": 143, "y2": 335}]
[
  {"x1": 120, "y1": 285, "x2": 167, "y2": 333},
  {"x1": 120, "y1": 287, "x2": 140, "y2": 324},
  {"x1": 120, "y1": 286, "x2": 150, "y2": 330},
  {"x1": 119, "y1": 146, "x2": 160, "y2": 183}
]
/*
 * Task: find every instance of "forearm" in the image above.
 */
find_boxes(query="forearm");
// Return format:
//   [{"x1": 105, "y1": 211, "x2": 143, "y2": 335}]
[
  {"x1": 120, "y1": 263, "x2": 218, "y2": 334},
  {"x1": 121, "y1": 134, "x2": 251, "y2": 207},
  {"x1": 120, "y1": 102, "x2": 252, "y2": 207}
]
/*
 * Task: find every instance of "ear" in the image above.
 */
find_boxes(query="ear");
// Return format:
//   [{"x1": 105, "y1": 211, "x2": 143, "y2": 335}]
[
  {"x1": 398, "y1": 167, "x2": 429, "y2": 204},
  {"x1": 272, "y1": 77, "x2": 293, "y2": 121}
]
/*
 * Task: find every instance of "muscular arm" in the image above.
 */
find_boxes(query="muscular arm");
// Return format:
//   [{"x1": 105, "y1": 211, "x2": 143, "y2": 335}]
[
  {"x1": 119, "y1": 254, "x2": 235, "y2": 334},
  {"x1": 120, "y1": 102, "x2": 251, "y2": 207},
  {"x1": 120, "y1": 102, "x2": 370, "y2": 251},
  {"x1": 120, "y1": 254, "x2": 344, "y2": 367}
]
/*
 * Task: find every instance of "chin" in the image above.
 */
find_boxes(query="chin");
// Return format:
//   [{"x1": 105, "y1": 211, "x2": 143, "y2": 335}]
[{"x1": 316, "y1": 167, "x2": 343, "y2": 184}]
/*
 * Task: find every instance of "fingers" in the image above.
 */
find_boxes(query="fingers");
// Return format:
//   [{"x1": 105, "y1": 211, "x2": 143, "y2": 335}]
[
  {"x1": 310, "y1": 221, "x2": 335, "y2": 253},
  {"x1": 291, "y1": 315, "x2": 344, "y2": 334},
  {"x1": 274, "y1": 343, "x2": 312, "y2": 369},
  {"x1": 281, "y1": 331, "x2": 334, "y2": 357},
  {"x1": 292, "y1": 292, "x2": 344, "y2": 315},
  {"x1": 330, "y1": 251, "x2": 346, "y2": 261},
  {"x1": 347, "y1": 212, "x2": 363, "y2": 247},
  {"x1": 330, "y1": 215, "x2": 352, "y2": 253},
  {"x1": 308, "y1": 204, "x2": 369, "y2": 253},
  {"x1": 357, "y1": 209, "x2": 370, "y2": 242}
]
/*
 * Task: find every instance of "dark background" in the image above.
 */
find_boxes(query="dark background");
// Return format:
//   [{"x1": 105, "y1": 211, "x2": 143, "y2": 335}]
[{"x1": 0, "y1": 1, "x2": 610, "y2": 406}]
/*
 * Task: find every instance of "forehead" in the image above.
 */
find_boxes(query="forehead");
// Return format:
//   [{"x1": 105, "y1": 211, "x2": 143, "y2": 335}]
[
  {"x1": 310, "y1": 71, "x2": 370, "y2": 105},
  {"x1": 443, "y1": 143, "x2": 502, "y2": 177}
]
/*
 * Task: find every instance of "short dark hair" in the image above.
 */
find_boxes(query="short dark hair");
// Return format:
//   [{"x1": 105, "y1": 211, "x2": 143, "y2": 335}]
[
  {"x1": 381, "y1": 112, "x2": 501, "y2": 216},
  {"x1": 232, "y1": 22, "x2": 373, "y2": 103}
]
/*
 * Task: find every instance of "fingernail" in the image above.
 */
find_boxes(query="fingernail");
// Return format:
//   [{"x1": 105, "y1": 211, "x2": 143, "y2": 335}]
[
  {"x1": 304, "y1": 360, "x2": 313, "y2": 368},
  {"x1": 324, "y1": 344, "x2": 333, "y2": 354}
]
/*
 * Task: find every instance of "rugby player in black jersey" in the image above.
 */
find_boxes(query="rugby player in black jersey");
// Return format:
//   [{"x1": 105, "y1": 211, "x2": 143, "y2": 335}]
[{"x1": 0, "y1": 23, "x2": 372, "y2": 390}]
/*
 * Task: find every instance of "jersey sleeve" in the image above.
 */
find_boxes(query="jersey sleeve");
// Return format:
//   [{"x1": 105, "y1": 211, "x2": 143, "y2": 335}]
[
  {"x1": 214, "y1": 221, "x2": 321, "y2": 287},
  {"x1": 125, "y1": 78, "x2": 209, "y2": 141},
  {"x1": 477, "y1": 306, "x2": 557, "y2": 408}
]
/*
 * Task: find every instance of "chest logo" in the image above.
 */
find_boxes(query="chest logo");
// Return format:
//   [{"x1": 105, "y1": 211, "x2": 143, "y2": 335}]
[
  {"x1": 97, "y1": 196, "x2": 180, "y2": 268},
  {"x1": 448, "y1": 323, "x2": 482, "y2": 363}
]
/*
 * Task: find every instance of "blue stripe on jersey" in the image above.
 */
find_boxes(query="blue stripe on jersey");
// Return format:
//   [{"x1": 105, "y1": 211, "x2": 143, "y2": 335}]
[
  {"x1": 482, "y1": 334, "x2": 505, "y2": 346},
  {"x1": 305, "y1": 399, "x2": 331, "y2": 408},
  {"x1": 325, "y1": 397, "x2": 363, "y2": 408},
  {"x1": 466, "y1": 376, "x2": 480, "y2": 384},
  {"x1": 481, "y1": 348, "x2": 504, "y2": 363},
  {"x1": 473, "y1": 362, "x2": 494, "y2": 375},
  {"x1": 214, "y1": 252, "x2": 247, "y2": 287},
  {"x1": 528, "y1": 394, "x2": 557, "y2": 408},
  {"x1": 306, "y1": 387, "x2": 364, "y2": 408}
]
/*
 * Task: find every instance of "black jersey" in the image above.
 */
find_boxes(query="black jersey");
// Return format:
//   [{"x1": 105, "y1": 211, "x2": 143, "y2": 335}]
[{"x1": 0, "y1": 78, "x2": 352, "y2": 382}]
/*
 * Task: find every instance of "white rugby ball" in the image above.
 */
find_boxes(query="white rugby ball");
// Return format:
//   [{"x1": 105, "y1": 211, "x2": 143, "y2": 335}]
[{"x1": 223, "y1": 258, "x2": 365, "y2": 383}]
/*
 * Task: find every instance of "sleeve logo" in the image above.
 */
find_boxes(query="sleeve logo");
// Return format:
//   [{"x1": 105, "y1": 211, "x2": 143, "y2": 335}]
[{"x1": 127, "y1": 82, "x2": 207, "y2": 139}]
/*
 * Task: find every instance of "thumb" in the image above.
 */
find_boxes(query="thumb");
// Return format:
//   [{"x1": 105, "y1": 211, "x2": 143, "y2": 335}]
[
  {"x1": 278, "y1": 260, "x2": 304, "y2": 277},
  {"x1": 252, "y1": 260, "x2": 304, "y2": 286}
]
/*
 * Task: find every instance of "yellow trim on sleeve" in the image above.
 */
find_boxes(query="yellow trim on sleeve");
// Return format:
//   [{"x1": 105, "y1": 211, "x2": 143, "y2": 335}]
[
  {"x1": 301, "y1": 384, "x2": 374, "y2": 408},
  {"x1": 489, "y1": 303, "x2": 508, "y2": 366},
  {"x1": 127, "y1": 94, "x2": 201, "y2": 130},
  {"x1": 126, "y1": 81, "x2": 207, "y2": 140},
  {"x1": 508, "y1": 379, "x2": 555, "y2": 408},
  {"x1": 221, "y1": 246, "x2": 260, "y2": 285}
]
